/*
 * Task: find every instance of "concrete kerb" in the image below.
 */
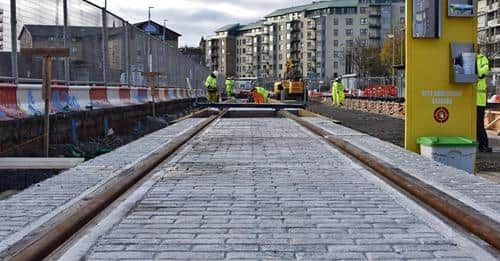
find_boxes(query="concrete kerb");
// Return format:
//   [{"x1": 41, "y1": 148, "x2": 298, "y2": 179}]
[{"x1": 0, "y1": 117, "x2": 213, "y2": 259}]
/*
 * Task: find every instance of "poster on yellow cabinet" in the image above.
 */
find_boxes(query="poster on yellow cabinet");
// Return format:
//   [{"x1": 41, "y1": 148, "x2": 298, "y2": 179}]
[{"x1": 405, "y1": 0, "x2": 477, "y2": 152}]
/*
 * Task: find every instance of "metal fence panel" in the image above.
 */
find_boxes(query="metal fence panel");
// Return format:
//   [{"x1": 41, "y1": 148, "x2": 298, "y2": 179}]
[
  {"x1": 128, "y1": 26, "x2": 147, "y2": 87},
  {"x1": 1, "y1": 0, "x2": 217, "y2": 92},
  {"x1": 105, "y1": 12, "x2": 126, "y2": 85},
  {"x1": 66, "y1": 0, "x2": 104, "y2": 83},
  {"x1": 17, "y1": 0, "x2": 65, "y2": 81},
  {"x1": 0, "y1": 0, "x2": 12, "y2": 78}
]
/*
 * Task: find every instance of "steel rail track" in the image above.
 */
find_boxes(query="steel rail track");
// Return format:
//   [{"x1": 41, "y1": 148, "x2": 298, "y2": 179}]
[
  {"x1": 4, "y1": 110, "x2": 227, "y2": 261},
  {"x1": 280, "y1": 110, "x2": 500, "y2": 252}
]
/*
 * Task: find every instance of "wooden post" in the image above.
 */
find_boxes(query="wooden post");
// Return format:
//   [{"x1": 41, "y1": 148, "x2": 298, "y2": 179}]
[
  {"x1": 143, "y1": 72, "x2": 162, "y2": 118},
  {"x1": 42, "y1": 56, "x2": 52, "y2": 157},
  {"x1": 21, "y1": 48, "x2": 70, "y2": 157}
]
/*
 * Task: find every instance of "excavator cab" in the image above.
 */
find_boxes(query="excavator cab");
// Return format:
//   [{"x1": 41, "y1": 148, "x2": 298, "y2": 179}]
[{"x1": 274, "y1": 59, "x2": 306, "y2": 101}]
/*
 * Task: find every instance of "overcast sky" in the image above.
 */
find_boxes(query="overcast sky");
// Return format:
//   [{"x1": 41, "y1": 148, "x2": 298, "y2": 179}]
[{"x1": 88, "y1": 0, "x2": 312, "y2": 47}]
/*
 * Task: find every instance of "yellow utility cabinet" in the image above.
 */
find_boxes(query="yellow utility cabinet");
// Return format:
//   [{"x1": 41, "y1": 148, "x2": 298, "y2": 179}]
[{"x1": 405, "y1": 0, "x2": 477, "y2": 152}]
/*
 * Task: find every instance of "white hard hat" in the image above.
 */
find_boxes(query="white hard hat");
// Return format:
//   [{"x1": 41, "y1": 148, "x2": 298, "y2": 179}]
[{"x1": 213, "y1": 71, "x2": 219, "y2": 77}]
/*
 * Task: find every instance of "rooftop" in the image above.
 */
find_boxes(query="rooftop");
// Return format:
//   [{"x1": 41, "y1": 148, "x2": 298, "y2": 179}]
[
  {"x1": 238, "y1": 20, "x2": 266, "y2": 31},
  {"x1": 265, "y1": 0, "x2": 359, "y2": 18},
  {"x1": 215, "y1": 23, "x2": 241, "y2": 33}
]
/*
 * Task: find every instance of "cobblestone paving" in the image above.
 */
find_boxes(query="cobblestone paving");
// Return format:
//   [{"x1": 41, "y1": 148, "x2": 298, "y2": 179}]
[
  {"x1": 83, "y1": 118, "x2": 487, "y2": 260},
  {"x1": 303, "y1": 117, "x2": 500, "y2": 221},
  {"x1": 0, "y1": 118, "x2": 204, "y2": 251}
]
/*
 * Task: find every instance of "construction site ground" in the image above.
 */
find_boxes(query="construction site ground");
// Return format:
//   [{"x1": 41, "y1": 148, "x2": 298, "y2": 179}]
[{"x1": 307, "y1": 101, "x2": 500, "y2": 183}]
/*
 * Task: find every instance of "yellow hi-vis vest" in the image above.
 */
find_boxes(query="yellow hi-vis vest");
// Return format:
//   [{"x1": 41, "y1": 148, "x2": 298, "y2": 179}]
[
  {"x1": 255, "y1": 87, "x2": 269, "y2": 98},
  {"x1": 476, "y1": 53, "x2": 490, "y2": 107},
  {"x1": 205, "y1": 75, "x2": 217, "y2": 92},
  {"x1": 225, "y1": 79, "x2": 235, "y2": 93}
]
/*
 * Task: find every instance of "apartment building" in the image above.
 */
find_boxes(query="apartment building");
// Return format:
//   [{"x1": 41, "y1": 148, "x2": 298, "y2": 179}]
[
  {"x1": 206, "y1": 0, "x2": 405, "y2": 84},
  {"x1": 205, "y1": 24, "x2": 238, "y2": 77},
  {"x1": 478, "y1": 0, "x2": 500, "y2": 82}
]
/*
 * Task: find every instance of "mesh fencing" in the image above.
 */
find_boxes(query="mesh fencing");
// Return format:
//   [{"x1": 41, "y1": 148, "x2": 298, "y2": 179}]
[{"x1": 0, "y1": 0, "x2": 216, "y2": 90}]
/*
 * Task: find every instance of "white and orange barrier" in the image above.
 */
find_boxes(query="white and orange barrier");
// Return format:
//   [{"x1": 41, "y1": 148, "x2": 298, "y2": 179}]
[{"x1": 0, "y1": 84, "x2": 201, "y2": 121}]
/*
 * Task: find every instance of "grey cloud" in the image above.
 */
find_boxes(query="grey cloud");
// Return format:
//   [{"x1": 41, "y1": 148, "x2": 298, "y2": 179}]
[{"x1": 93, "y1": 0, "x2": 312, "y2": 46}]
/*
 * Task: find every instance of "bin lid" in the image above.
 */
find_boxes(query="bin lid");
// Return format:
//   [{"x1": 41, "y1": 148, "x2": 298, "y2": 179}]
[{"x1": 416, "y1": 136, "x2": 477, "y2": 147}]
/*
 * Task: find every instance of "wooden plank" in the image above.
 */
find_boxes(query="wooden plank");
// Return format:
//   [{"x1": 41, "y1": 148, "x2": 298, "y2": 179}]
[
  {"x1": 20, "y1": 48, "x2": 70, "y2": 57},
  {"x1": 0, "y1": 158, "x2": 84, "y2": 170},
  {"x1": 486, "y1": 117, "x2": 500, "y2": 130}
]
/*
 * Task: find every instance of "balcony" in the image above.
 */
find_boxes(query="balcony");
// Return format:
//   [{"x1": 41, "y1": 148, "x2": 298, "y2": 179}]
[
  {"x1": 307, "y1": 55, "x2": 316, "y2": 62},
  {"x1": 306, "y1": 23, "x2": 316, "y2": 30},
  {"x1": 488, "y1": 2, "x2": 499, "y2": 12},
  {"x1": 290, "y1": 36, "x2": 301, "y2": 43},
  {"x1": 369, "y1": 21, "x2": 381, "y2": 28},
  {"x1": 488, "y1": 34, "x2": 500, "y2": 43},
  {"x1": 369, "y1": 11, "x2": 381, "y2": 16},
  {"x1": 487, "y1": 18, "x2": 500, "y2": 27},
  {"x1": 369, "y1": 32, "x2": 381, "y2": 39},
  {"x1": 307, "y1": 34, "x2": 316, "y2": 40},
  {"x1": 307, "y1": 44, "x2": 316, "y2": 51}
]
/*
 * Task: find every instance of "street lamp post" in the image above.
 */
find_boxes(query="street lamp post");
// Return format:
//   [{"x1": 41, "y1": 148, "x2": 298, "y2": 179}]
[
  {"x1": 163, "y1": 19, "x2": 168, "y2": 41},
  {"x1": 387, "y1": 34, "x2": 395, "y2": 85},
  {"x1": 148, "y1": 6, "x2": 154, "y2": 21}
]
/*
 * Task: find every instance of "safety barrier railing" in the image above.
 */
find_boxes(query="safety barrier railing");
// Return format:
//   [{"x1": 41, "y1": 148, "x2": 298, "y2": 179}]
[{"x1": 0, "y1": 0, "x2": 221, "y2": 93}]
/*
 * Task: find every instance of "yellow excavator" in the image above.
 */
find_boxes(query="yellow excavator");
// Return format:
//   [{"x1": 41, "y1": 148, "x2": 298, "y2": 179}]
[{"x1": 273, "y1": 59, "x2": 305, "y2": 101}]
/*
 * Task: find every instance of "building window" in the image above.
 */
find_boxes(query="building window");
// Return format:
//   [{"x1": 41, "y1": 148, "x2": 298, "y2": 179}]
[
  {"x1": 360, "y1": 29, "x2": 368, "y2": 36},
  {"x1": 334, "y1": 62, "x2": 339, "y2": 69},
  {"x1": 333, "y1": 51, "x2": 339, "y2": 58},
  {"x1": 346, "y1": 40, "x2": 353, "y2": 47},
  {"x1": 360, "y1": 7, "x2": 367, "y2": 14},
  {"x1": 400, "y1": 17, "x2": 405, "y2": 24},
  {"x1": 346, "y1": 29, "x2": 353, "y2": 36},
  {"x1": 346, "y1": 18, "x2": 353, "y2": 25},
  {"x1": 334, "y1": 40, "x2": 338, "y2": 47},
  {"x1": 333, "y1": 29, "x2": 338, "y2": 36},
  {"x1": 279, "y1": 64, "x2": 283, "y2": 70},
  {"x1": 400, "y1": 6, "x2": 405, "y2": 14},
  {"x1": 333, "y1": 18, "x2": 338, "y2": 25},
  {"x1": 360, "y1": 18, "x2": 367, "y2": 25}
]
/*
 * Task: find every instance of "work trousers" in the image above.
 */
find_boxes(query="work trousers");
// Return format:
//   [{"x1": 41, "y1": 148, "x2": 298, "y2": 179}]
[
  {"x1": 332, "y1": 90, "x2": 345, "y2": 106},
  {"x1": 477, "y1": 106, "x2": 489, "y2": 149},
  {"x1": 207, "y1": 90, "x2": 218, "y2": 103}
]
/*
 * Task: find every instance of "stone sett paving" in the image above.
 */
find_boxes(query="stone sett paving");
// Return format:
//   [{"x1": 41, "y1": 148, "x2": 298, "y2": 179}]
[
  {"x1": 303, "y1": 117, "x2": 500, "y2": 221},
  {"x1": 84, "y1": 118, "x2": 483, "y2": 260},
  {"x1": 0, "y1": 118, "x2": 204, "y2": 247}
]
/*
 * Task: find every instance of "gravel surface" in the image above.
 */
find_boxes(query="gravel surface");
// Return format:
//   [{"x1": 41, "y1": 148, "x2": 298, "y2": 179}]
[{"x1": 307, "y1": 101, "x2": 500, "y2": 173}]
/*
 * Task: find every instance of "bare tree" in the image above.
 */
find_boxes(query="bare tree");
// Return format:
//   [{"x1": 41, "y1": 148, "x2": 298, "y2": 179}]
[{"x1": 339, "y1": 38, "x2": 387, "y2": 78}]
